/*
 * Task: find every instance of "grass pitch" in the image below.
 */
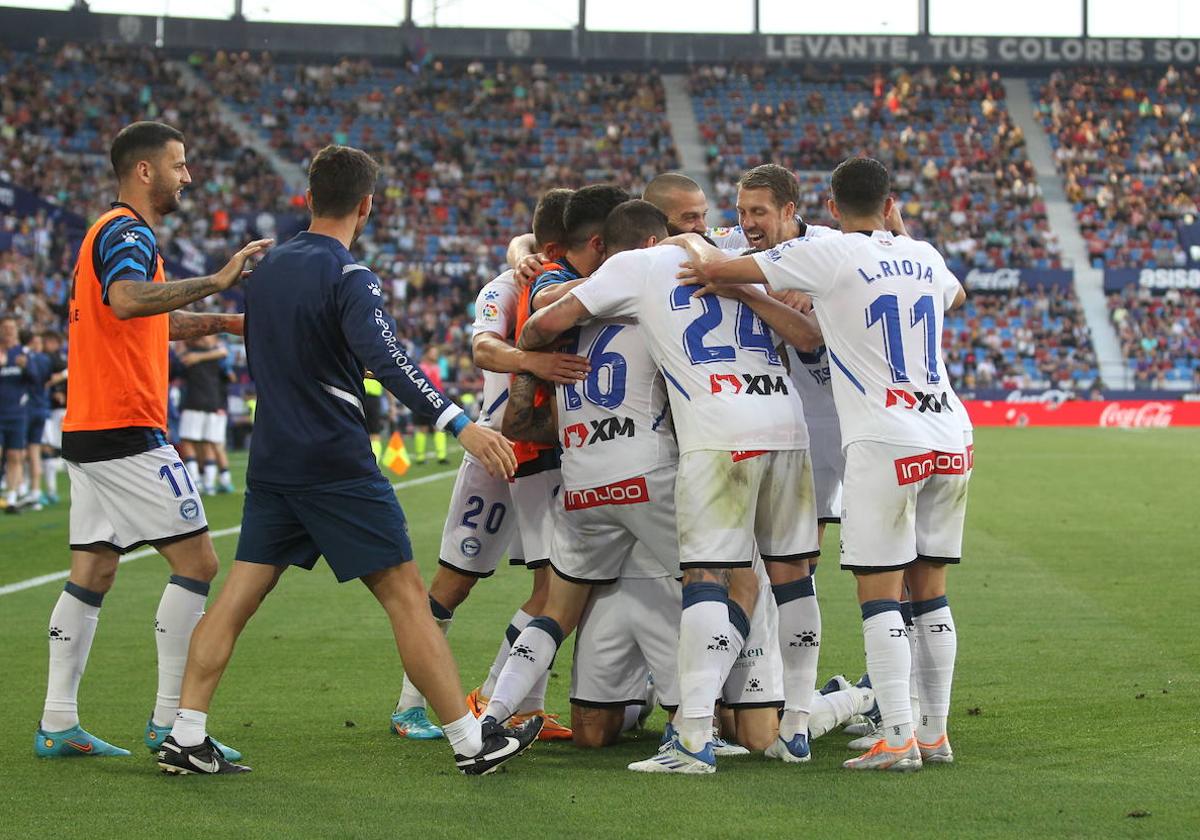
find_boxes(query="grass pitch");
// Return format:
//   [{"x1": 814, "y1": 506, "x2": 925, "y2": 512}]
[{"x1": 1, "y1": 428, "x2": 1197, "y2": 839}]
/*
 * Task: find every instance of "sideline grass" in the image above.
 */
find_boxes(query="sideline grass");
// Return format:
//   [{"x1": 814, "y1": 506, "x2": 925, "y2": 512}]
[{"x1": 1, "y1": 429, "x2": 1196, "y2": 839}]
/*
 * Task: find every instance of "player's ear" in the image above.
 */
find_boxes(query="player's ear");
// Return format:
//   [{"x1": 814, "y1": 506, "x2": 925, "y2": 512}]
[
  {"x1": 360, "y1": 193, "x2": 373, "y2": 220},
  {"x1": 590, "y1": 234, "x2": 605, "y2": 255},
  {"x1": 645, "y1": 235, "x2": 659, "y2": 248},
  {"x1": 783, "y1": 201, "x2": 797, "y2": 220},
  {"x1": 305, "y1": 190, "x2": 314, "y2": 213},
  {"x1": 883, "y1": 195, "x2": 896, "y2": 217},
  {"x1": 826, "y1": 198, "x2": 840, "y2": 220}
]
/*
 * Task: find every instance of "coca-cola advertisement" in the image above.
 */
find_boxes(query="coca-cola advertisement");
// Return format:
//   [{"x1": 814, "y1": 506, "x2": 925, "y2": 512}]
[{"x1": 964, "y1": 400, "x2": 1200, "y2": 427}]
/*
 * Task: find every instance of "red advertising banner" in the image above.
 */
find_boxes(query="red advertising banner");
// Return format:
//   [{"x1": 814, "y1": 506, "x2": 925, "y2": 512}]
[{"x1": 964, "y1": 400, "x2": 1200, "y2": 428}]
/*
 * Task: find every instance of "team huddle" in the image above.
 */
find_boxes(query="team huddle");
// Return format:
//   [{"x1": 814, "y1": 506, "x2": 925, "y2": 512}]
[{"x1": 33, "y1": 120, "x2": 968, "y2": 779}]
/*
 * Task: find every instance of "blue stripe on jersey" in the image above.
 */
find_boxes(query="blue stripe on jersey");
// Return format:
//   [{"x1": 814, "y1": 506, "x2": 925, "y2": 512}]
[
  {"x1": 485, "y1": 388, "x2": 509, "y2": 418},
  {"x1": 650, "y1": 401, "x2": 668, "y2": 431},
  {"x1": 104, "y1": 234, "x2": 154, "y2": 264},
  {"x1": 661, "y1": 367, "x2": 690, "y2": 401},
  {"x1": 102, "y1": 257, "x2": 149, "y2": 285},
  {"x1": 828, "y1": 350, "x2": 866, "y2": 394}
]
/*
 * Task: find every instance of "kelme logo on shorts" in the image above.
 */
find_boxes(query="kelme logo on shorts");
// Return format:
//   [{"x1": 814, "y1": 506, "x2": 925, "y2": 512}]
[{"x1": 179, "y1": 499, "x2": 200, "y2": 521}]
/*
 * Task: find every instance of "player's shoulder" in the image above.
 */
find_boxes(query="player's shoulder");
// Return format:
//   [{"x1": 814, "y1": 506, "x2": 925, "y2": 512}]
[
  {"x1": 96, "y1": 213, "x2": 155, "y2": 252},
  {"x1": 803, "y1": 223, "x2": 840, "y2": 240}
]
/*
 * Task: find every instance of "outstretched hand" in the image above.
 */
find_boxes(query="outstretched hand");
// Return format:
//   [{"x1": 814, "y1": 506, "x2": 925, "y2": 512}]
[
  {"x1": 216, "y1": 239, "x2": 274, "y2": 289},
  {"x1": 457, "y1": 422, "x2": 518, "y2": 479},
  {"x1": 523, "y1": 351, "x2": 591, "y2": 385}
]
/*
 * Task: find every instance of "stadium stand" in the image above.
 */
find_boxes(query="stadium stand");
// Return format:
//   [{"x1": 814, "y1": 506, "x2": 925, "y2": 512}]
[
  {"x1": 1108, "y1": 286, "x2": 1200, "y2": 389},
  {"x1": 1035, "y1": 65, "x2": 1200, "y2": 270}
]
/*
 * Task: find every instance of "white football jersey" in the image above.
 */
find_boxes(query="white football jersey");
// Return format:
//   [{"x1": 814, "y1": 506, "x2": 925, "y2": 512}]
[
  {"x1": 470, "y1": 270, "x2": 521, "y2": 442},
  {"x1": 554, "y1": 316, "x2": 677, "y2": 491},
  {"x1": 754, "y1": 231, "x2": 967, "y2": 453},
  {"x1": 573, "y1": 246, "x2": 808, "y2": 456}
]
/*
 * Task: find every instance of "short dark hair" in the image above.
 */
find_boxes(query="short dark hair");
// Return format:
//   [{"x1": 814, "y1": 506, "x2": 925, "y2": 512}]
[
  {"x1": 602, "y1": 200, "x2": 668, "y2": 254},
  {"x1": 532, "y1": 188, "x2": 575, "y2": 249},
  {"x1": 110, "y1": 121, "x2": 185, "y2": 179},
  {"x1": 308, "y1": 145, "x2": 381, "y2": 218},
  {"x1": 830, "y1": 157, "x2": 891, "y2": 217},
  {"x1": 643, "y1": 172, "x2": 702, "y2": 210},
  {"x1": 737, "y1": 164, "x2": 799, "y2": 210},
  {"x1": 564, "y1": 184, "x2": 631, "y2": 248}
]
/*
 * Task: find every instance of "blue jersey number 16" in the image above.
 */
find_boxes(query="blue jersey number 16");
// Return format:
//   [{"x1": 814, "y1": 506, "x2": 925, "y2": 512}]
[{"x1": 563, "y1": 324, "x2": 628, "y2": 411}]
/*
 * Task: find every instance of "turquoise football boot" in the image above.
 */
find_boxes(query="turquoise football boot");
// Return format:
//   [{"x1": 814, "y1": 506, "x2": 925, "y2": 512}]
[
  {"x1": 35, "y1": 724, "x2": 130, "y2": 757},
  {"x1": 390, "y1": 707, "x2": 445, "y2": 740}
]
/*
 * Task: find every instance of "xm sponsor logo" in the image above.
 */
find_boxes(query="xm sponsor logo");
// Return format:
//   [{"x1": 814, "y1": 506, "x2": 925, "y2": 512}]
[
  {"x1": 561, "y1": 416, "x2": 635, "y2": 448},
  {"x1": 709, "y1": 373, "x2": 790, "y2": 395}
]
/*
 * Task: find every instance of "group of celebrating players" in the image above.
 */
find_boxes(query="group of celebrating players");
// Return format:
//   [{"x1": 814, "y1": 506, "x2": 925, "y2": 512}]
[{"x1": 33, "y1": 118, "x2": 969, "y2": 779}]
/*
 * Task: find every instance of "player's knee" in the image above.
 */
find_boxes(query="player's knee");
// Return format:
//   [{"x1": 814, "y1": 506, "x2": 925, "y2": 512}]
[{"x1": 570, "y1": 706, "x2": 621, "y2": 748}]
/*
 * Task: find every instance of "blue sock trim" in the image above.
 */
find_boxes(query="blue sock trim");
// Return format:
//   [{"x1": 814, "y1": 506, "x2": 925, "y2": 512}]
[
  {"x1": 528, "y1": 616, "x2": 564, "y2": 647},
  {"x1": 64, "y1": 581, "x2": 104, "y2": 608},
  {"x1": 505, "y1": 623, "x2": 521, "y2": 646},
  {"x1": 899, "y1": 600, "x2": 914, "y2": 626},
  {"x1": 428, "y1": 596, "x2": 453, "y2": 621},
  {"x1": 681, "y1": 582, "x2": 727, "y2": 609},
  {"x1": 860, "y1": 599, "x2": 901, "y2": 621},
  {"x1": 912, "y1": 595, "x2": 949, "y2": 617},
  {"x1": 168, "y1": 575, "x2": 211, "y2": 597},
  {"x1": 771, "y1": 576, "x2": 815, "y2": 606},
  {"x1": 727, "y1": 602, "x2": 751, "y2": 640}
]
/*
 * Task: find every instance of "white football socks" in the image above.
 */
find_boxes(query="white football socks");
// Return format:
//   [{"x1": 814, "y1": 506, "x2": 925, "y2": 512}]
[
  {"x1": 203, "y1": 463, "x2": 218, "y2": 492},
  {"x1": 486, "y1": 618, "x2": 563, "y2": 722},
  {"x1": 480, "y1": 609, "x2": 533, "y2": 698},
  {"x1": 153, "y1": 577, "x2": 209, "y2": 728},
  {"x1": 443, "y1": 713, "x2": 483, "y2": 757},
  {"x1": 715, "y1": 600, "x2": 751, "y2": 698},
  {"x1": 808, "y1": 684, "x2": 873, "y2": 740},
  {"x1": 185, "y1": 460, "x2": 200, "y2": 488},
  {"x1": 861, "y1": 600, "x2": 914, "y2": 748},
  {"x1": 41, "y1": 584, "x2": 103, "y2": 732},
  {"x1": 677, "y1": 583, "x2": 730, "y2": 753},
  {"x1": 774, "y1": 576, "x2": 821, "y2": 740},
  {"x1": 172, "y1": 708, "x2": 208, "y2": 747},
  {"x1": 912, "y1": 597, "x2": 956, "y2": 743},
  {"x1": 42, "y1": 456, "x2": 60, "y2": 496}
]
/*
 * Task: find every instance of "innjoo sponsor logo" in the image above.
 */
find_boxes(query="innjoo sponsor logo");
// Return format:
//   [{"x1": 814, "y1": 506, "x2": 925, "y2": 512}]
[
  {"x1": 564, "y1": 475, "x2": 649, "y2": 511},
  {"x1": 894, "y1": 450, "x2": 969, "y2": 486},
  {"x1": 1098, "y1": 402, "x2": 1175, "y2": 428}
]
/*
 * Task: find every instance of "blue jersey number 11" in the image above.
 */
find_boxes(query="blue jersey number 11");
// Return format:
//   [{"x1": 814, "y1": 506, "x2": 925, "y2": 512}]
[{"x1": 865, "y1": 293, "x2": 940, "y2": 385}]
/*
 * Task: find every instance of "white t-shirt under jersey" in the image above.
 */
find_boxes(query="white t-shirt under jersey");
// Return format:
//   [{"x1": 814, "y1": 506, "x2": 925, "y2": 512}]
[
  {"x1": 753, "y1": 231, "x2": 967, "y2": 453},
  {"x1": 573, "y1": 246, "x2": 808, "y2": 456},
  {"x1": 554, "y1": 315, "x2": 677, "y2": 491}
]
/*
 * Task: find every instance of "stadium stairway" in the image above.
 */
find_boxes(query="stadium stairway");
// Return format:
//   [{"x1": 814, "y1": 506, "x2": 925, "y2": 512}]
[
  {"x1": 1003, "y1": 77, "x2": 1129, "y2": 388},
  {"x1": 662, "y1": 74, "x2": 715, "y2": 197},
  {"x1": 171, "y1": 60, "x2": 308, "y2": 195}
]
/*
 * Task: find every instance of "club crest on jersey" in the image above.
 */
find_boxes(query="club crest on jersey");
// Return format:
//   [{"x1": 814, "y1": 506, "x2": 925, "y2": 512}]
[
  {"x1": 561, "y1": 417, "x2": 635, "y2": 448},
  {"x1": 710, "y1": 373, "x2": 789, "y2": 395},
  {"x1": 884, "y1": 388, "x2": 952, "y2": 413}
]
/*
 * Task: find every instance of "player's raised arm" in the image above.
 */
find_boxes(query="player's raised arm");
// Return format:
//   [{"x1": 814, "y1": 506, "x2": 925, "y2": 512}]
[
  {"x1": 665, "y1": 232, "x2": 767, "y2": 287},
  {"x1": 516, "y1": 292, "x2": 592, "y2": 351},
  {"x1": 706, "y1": 284, "x2": 823, "y2": 352},
  {"x1": 472, "y1": 331, "x2": 589, "y2": 384},
  {"x1": 108, "y1": 238, "x2": 272, "y2": 320}
]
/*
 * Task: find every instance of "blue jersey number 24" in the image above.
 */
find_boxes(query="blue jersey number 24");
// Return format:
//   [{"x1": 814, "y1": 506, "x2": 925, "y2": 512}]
[{"x1": 668, "y1": 286, "x2": 780, "y2": 366}]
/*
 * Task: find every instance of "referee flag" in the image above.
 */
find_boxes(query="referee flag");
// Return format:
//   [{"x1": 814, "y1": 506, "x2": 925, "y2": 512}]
[{"x1": 381, "y1": 431, "x2": 411, "y2": 476}]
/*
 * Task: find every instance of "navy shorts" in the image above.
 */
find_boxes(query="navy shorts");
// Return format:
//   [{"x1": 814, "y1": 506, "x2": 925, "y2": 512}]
[
  {"x1": 0, "y1": 415, "x2": 28, "y2": 451},
  {"x1": 27, "y1": 414, "x2": 47, "y2": 446},
  {"x1": 237, "y1": 476, "x2": 413, "y2": 582}
]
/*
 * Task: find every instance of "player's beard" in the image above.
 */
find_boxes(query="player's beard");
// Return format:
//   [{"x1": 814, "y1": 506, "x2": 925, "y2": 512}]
[{"x1": 151, "y1": 174, "x2": 183, "y2": 217}]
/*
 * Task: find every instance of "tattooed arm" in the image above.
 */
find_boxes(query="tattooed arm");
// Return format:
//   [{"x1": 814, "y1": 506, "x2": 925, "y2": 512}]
[
  {"x1": 170, "y1": 311, "x2": 244, "y2": 340},
  {"x1": 107, "y1": 239, "x2": 272, "y2": 320}
]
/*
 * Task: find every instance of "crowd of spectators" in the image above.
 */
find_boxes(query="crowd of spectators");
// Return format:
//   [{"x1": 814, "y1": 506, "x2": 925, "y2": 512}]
[
  {"x1": 1036, "y1": 65, "x2": 1200, "y2": 270},
  {"x1": 1108, "y1": 286, "x2": 1200, "y2": 389},
  {"x1": 943, "y1": 284, "x2": 1099, "y2": 392},
  {"x1": 691, "y1": 64, "x2": 1061, "y2": 278}
]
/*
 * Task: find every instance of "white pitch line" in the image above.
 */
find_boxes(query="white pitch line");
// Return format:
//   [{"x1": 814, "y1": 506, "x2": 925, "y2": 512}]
[{"x1": 0, "y1": 468, "x2": 458, "y2": 598}]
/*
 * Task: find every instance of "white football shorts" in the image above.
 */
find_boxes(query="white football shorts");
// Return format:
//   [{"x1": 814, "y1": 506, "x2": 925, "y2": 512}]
[
  {"x1": 68, "y1": 445, "x2": 209, "y2": 554},
  {"x1": 551, "y1": 466, "x2": 679, "y2": 584},
  {"x1": 178, "y1": 410, "x2": 228, "y2": 445},
  {"x1": 840, "y1": 431, "x2": 973, "y2": 572},
  {"x1": 510, "y1": 468, "x2": 561, "y2": 569},
  {"x1": 437, "y1": 458, "x2": 521, "y2": 577},
  {"x1": 807, "y1": 415, "x2": 845, "y2": 523},
  {"x1": 676, "y1": 448, "x2": 820, "y2": 570}
]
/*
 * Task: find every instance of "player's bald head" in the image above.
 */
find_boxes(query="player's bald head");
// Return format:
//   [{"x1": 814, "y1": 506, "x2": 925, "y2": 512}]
[{"x1": 644, "y1": 173, "x2": 708, "y2": 235}]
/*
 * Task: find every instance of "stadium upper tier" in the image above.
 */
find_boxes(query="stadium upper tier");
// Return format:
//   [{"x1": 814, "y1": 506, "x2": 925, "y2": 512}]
[
  {"x1": 691, "y1": 64, "x2": 1061, "y2": 279},
  {"x1": 1035, "y1": 66, "x2": 1200, "y2": 270},
  {"x1": 198, "y1": 52, "x2": 678, "y2": 270}
]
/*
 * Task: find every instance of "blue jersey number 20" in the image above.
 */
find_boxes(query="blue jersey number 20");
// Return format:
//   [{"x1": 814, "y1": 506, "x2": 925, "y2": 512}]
[{"x1": 669, "y1": 286, "x2": 780, "y2": 366}]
